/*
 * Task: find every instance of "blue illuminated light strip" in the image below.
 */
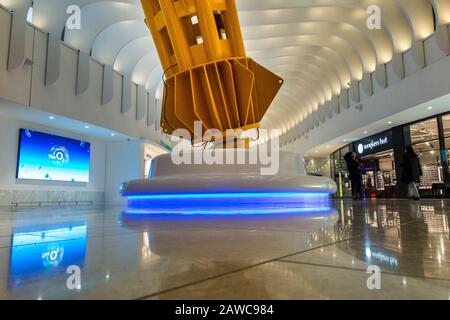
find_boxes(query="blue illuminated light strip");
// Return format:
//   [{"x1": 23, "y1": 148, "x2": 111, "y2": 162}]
[
  {"x1": 126, "y1": 192, "x2": 331, "y2": 200},
  {"x1": 124, "y1": 206, "x2": 334, "y2": 216}
]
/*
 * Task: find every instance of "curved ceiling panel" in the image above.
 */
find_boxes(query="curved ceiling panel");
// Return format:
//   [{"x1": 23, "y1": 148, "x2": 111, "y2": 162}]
[
  {"x1": 263, "y1": 56, "x2": 342, "y2": 93},
  {"x1": 249, "y1": 46, "x2": 353, "y2": 86},
  {"x1": 64, "y1": 1, "x2": 143, "y2": 52},
  {"x1": 113, "y1": 37, "x2": 153, "y2": 75},
  {"x1": 245, "y1": 34, "x2": 366, "y2": 80},
  {"x1": 91, "y1": 20, "x2": 151, "y2": 65},
  {"x1": 433, "y1": 0, "x2": 450, "y2": 25},
  {"x1": 131, "y1": 51, "x2": 160, "y2": 85}
]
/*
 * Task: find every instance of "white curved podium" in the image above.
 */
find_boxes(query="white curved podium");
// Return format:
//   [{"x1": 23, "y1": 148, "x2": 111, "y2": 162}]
[{"x1": 121, "y1": 150, "x2": 337, "y2": 215}]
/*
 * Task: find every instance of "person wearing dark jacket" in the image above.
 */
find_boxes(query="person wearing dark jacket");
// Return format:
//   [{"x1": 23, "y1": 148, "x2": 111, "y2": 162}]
[
  {"x1": 401, "y1": 146, "x2": 423, "y2": 200},
  {"x1": 344, "y1": 152, "x2": 363, "y2": 200}
]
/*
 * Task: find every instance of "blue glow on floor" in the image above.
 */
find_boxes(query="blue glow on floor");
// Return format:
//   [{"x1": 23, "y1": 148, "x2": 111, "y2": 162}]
[{"x1": 123, "y1": 206, "x2": 334, "y2": 216}]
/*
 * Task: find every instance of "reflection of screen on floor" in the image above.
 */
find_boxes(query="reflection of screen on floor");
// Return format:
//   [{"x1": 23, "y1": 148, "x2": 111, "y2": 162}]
[
  {"x1": 16, "y1": 129, "x2": 91, "y2": 183},
  {"x1": 9, "y1": 224, "x2": 87, "y2": 287}
]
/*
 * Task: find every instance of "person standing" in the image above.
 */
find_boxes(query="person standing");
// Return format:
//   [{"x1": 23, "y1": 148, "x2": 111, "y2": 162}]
[
  {"x1": 344, "y1": 152, "x2": 363, "y2": 200},
  {"x1": 401, "y1": 146, "x2": 423, "y2": 200}
]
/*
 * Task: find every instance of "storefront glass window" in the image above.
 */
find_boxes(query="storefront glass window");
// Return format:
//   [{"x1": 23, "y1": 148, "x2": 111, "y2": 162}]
[
  {"x1": 360, "y1": 150, "x2": 397, "y2": 198},
  {"x1": 443, "y1": 114, "x2": 450, "y2": 174},
  {"x1": 330, "y1": 154, "x2": 335, "y2": 182},
  {"x1": 330, "y1": 146, "x2": 352, "y2": 198},
  {"x1": 409, "y1": 118, "x2": 443, "y2": 190}
]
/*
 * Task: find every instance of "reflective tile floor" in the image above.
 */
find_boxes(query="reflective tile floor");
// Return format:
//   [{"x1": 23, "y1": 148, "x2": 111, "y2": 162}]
[{"x1": 0, "y1": 199, "x2": 450, "y2": 300}]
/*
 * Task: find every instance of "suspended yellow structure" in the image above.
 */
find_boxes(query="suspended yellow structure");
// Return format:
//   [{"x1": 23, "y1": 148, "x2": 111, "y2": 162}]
[{"x1": 141, "y1": 0, "x2": 284, "y2": 140}]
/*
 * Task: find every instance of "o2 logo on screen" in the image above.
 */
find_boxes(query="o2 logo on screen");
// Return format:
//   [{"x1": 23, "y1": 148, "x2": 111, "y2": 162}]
[
  {"x1": 42, "y1": 244, "x2": 64, "y2": 268},
  {"x1": 48, "y1": 146, "x2": 70, "y2": 165}
]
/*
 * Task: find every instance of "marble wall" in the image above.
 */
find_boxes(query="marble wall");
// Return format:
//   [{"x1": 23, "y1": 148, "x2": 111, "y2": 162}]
[{"x1": 0, "y1": 190, "x2": 104, "y2": 207}]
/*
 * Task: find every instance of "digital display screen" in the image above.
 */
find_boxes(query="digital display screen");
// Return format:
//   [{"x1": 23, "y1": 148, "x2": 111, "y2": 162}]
[
  {"x1": 16, "y1": 129, "x2": 91, "y2": 183},
  {"x1": 9, "y1": 223, "x2": 87, "y2": 288}
]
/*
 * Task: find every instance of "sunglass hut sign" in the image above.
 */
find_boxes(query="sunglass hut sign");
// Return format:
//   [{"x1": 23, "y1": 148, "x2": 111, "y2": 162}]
[{"x1": 355, "y1": 131, "x2": 393, "y2": 156}]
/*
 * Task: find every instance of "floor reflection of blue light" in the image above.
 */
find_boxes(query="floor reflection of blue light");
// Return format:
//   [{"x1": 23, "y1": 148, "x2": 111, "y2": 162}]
[{"x1": 123, "y1": 206, "x2": 334, "y2": 216}]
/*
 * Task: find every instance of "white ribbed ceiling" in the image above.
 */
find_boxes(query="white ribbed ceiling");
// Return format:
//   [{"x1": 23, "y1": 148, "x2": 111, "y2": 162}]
[{"x1": 5, "y1": 0, "x2": 450, "y2": 133}]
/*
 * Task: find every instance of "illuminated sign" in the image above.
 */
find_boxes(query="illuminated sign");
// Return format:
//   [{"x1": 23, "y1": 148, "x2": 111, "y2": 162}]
[
  {"x1": 17, "y1": 129, "x2": 91, "y2": 183},
  {"x1": 354, "y1": 130, "x2": 393, "y2": 157}
]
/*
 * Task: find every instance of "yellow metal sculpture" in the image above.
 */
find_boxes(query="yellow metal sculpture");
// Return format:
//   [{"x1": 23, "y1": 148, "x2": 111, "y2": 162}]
[{"x1": 141, "y1": 0, "x2": 283, "y2": 141}]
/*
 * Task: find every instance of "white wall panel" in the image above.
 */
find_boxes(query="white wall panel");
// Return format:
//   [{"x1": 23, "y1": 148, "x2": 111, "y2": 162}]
[
  {"x1": 323, "y1": 101, "x2": 332, "y2": 119},
  {"x1": 0, "y1": 14, "x2": 32, "y2": 106},
  {"x1": 372, "y1": 64, "x2": 387, "y2": 94},
  {"x1": 386, "y1": 53, "x2": 405, "y2": 85},
  {"x1": 28, "y1": 29, "x2": 153, "y2": 141},
  {"x1": 330, "y1": 96, "x2": 340, "y2": 115},
  {"x1": 319, "y1": 107, "x2": 326, "y2": 123},
  {"x1": 339, "y1": 89, "x2": 350, "y2": 110},
  {"x1": 45, "y1": 34, "x2": 60, "y2": 86},
  {"x1": 349, "y1": 82, "x2": 360, "y2": 107},
  {"x1": 102, "y1": 64, "x2": 114, "y2": 105},
  {"x1": 136, "y1": 84, "x2": 146, "y2": 121},
  {"x1": 76, "y1": 51, "x2": 90, "y2": 95},
  {"x1": 105, "y1": 140, "x2": 144, "y2": 206},
  {"x1": 404, "y1": 40, "x2": 426, "y2": 76},
  {"x1": 121, "y1": 73, "x2": 132, "y2": 113},
  {"x1": 5, "y1": 0, "x2": 32, "y2": 70},
  {"x1": 130, "y1": 82, "x2": 137, "y2": 120},
  {"x1": 360, "y1": 73, "x2": 373, "y2": 100},
  {"x1": 424, "y1": 25, "x2": 450, "y2": 66}
]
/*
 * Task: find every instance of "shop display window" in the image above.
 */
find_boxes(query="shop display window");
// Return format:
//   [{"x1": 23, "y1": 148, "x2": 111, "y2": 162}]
[
  {"x1": 360, "y1": 150, "x2": 397, "y2": 198},
  {"x1": 330, "y1": 146, "x2": 352, "y2": 198},
  {"x1": 409, "y1": 118, "x2": 444, "y2": 190},
  {"x1": 443, "y1": 115, "x2": 450, "y2": 175}
]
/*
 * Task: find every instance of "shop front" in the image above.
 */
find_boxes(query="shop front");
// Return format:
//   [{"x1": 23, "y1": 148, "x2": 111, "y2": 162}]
[
  {"x1": 330, "y1": 145, "x2": 352, "y2": 199},
  {"x1": 354, "y1": 130, "x2": 397, "y2": 199},
  {"x1": 330, "y1": 111, "x2": 450, "y2": 199},
  {"x1": 403, "y1": 114, "x2": 450, "y2": 197}
]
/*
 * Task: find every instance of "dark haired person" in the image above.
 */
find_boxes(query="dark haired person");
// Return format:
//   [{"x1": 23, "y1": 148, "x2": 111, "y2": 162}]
[
  {"x1": 401, "y1": 146, "x2": 423, "y2": 200},
  {"x1": 344, "y1": 152, "x2": 363, "y2": 200}
]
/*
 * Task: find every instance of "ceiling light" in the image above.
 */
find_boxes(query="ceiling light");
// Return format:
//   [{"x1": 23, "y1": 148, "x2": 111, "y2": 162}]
[
  {"x1": 84, "y1": 125, "x2": 89, "y2": 129},
  {"x1": 110, "y1": 133, "x2": 116, "y2": 137},
  {"x1": 388, "y1": 121, "x2": 393, "y2": 125},
  {"x1": 428, "y1": 107, "x2": 433, "y2": 110},
  {"x1": 364, "y1": 131, "x2": 368, "y2": 134},
  {"x1": 49, "y1": 116, "x2": 55, "y2": 120}
]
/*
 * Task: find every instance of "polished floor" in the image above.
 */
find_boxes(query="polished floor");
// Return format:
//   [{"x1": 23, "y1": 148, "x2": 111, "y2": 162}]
[{"x1": 0, "y1": 199, "x2": 449, "y2": 300}]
